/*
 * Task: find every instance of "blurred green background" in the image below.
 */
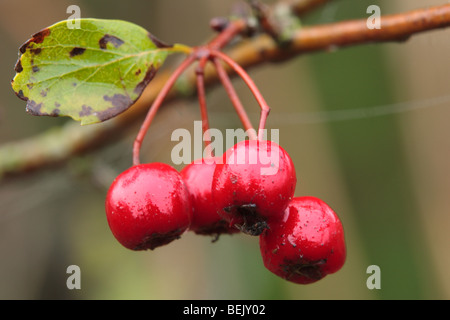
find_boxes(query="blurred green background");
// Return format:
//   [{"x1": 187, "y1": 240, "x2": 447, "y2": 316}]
[{"x1": 1, "y1": 0, "x2": 449, "y2": 299}]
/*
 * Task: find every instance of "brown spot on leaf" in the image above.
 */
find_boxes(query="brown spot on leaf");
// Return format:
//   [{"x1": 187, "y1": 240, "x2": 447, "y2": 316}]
[
  {"x1": 14, "y1": 59, "x2": 23, "y2": 73},
  {"x1": 30, "y1": 48, "x2": 42, "y2": 55},
  {"x1": 54, "y1": 103, "x2": 61, "y2": 115},
  {"x1": 99, "y1": 94, "x2": 133, "y2": 121},
  {"x1": 148, "y1": 32, "x2": 172, "y2": 48},
  {"x1": 103, "y1": 94, "x2": 132, "y2": 108},
  {"x1": 19, "y1": 42, "x2": 29, "y2": 54},
  {"x1": 26, "y1": 100, "x2": 59, "y2": 117},
  {"x1": 31, "y1": 28, "x2": 50, "y2": 44},
  {"x1": 26, "y1": 100, "x2": 43, "y2": 115},
  {"x1": 19, "y1": 28, "x2": 51, "y2": 54},
  {"x1": 79, "y1": 105, "x2": 93, "y2": 117},
  {"x1": 69, "y1": 47, "x2": 86, "y2": 57},
  {"x1": 15, "y1": 90, "x2": 28, "y2": 101},
  {"x1": 40, "y1": 90, "x2": 47, "y2": 97},
  {"x1": 99, "y1": 34, "x2": 124, "y2": 49},
  {"x1": 134, "y1": 66, "x2": 157, "y2": 94},
  {"x1": 32, "y1": 66, "x2": 40, "y2": 73},
  {"x1": 135, "y1": 69, "x2": 141, "y2": 76}
]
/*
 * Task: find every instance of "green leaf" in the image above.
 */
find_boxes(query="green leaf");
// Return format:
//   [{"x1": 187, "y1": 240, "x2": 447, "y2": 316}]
[{"x1": 11, "y1": 18, "x2": 178, "y2": 125}]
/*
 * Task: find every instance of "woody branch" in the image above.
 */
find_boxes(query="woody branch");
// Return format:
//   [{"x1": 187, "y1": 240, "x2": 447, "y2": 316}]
[{"x1": 1, "y1": 3, "x2": 450, "y2": 178}]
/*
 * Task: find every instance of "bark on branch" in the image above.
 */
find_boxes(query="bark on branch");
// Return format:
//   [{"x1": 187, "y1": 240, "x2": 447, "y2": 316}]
[
  {"x1": 228, "y1": 3, "x2": 450, "y2": 66},
  {"x1": 290, "y1": 0, "x2": 336, "y2": 16}
]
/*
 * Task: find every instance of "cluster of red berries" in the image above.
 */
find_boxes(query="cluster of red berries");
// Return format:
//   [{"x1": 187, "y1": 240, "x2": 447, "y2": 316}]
[{"x1": 105, "y1": 139, "x2": 346, "y2": 284}]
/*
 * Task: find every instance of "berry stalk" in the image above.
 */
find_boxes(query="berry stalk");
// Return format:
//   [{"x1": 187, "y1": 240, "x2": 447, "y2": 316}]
[
  {"x1": 195, "y1": 56, "x2": 214, "y2": 158},
  {"x1": 213, "y1": 57, "x2": 257, "y2": 140},
  {"x1": 133, "y1": 54, "x2": 197, "y2": 166},
  {"x1": 211, "y1": 50, "x2": 270, "y2": 141}
]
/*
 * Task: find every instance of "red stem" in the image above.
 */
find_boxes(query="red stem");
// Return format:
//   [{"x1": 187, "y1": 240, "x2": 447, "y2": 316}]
[
  {"x1": 212, "y1": 57, "x2": 257, "y2": 140},
  {"x1": 196, "y1": 56, "x2": 214, "y2": 158},
  {"x1": 133, "y1": 19, "x2": 263, "y2": 165},
  {"x1": 208, "y1": 19, "x2": 247, "y2": 50},
  {"x1": 133, "y1": 54, "x2": 197, "y2": 166},
  {"x1": 211, "y1": 50, "x2": 270, "y2": 141}
]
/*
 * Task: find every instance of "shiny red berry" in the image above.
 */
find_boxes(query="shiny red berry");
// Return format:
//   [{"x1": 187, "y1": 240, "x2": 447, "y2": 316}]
[
  {"x1": 180, "y1": 158, "x2": 238, "y2": 238},
  {"x1": 105, "y1": 163, "x2": 192, "y2": 251},
  {"x1": 211, "y1": 140, "x2": 296, "y2": 235},
  {"x1": 259, "y1": 196, "x2": 346, "y2": 284}
]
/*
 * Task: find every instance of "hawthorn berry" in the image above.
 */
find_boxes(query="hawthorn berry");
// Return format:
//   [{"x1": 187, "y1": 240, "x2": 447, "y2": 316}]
[
  {"x1": 259, "y1": 196, "x2": 346, "y2": 284},
  {"x1": 212, "y1": 140, "x2": 296, "y2": 235},
  {"x1": 105, "y1": 162, "x2": 192, "y2": 251},
  {"x1": 180, "y1": 158, "x2": 238, "y2": 238}
]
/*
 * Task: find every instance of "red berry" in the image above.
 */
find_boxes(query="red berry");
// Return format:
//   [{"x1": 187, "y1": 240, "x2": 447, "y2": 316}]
[
  {"x1": 105, "y1": 163, "x2": 192, "y2": 251},
  {"x1": 259, "y1": 196, "x2": 346, "y2": 284},
  {"x1": 180, "y1": 157, "x2": 238, "y2": 238},
  {"x1": 211, "y1": 140, "x2": 296, "y2": 235}
]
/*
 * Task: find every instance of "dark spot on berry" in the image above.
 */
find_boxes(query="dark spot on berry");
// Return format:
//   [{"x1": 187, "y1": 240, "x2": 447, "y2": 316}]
[
  {"x1": 69, "y1": 47, "x2": 86, "y2": 57},
  {"x1": 134, "y1": 229, "x2": 182, "y2": 251},
  {"x1": 233, "y1": 204, "x2": 268, "y2": 236},
  {"x1": 99, "y1": 34, "x2": 124, "y2": 49},
  {"x1": 193, "y1": 219, "x2": 238, "y2": 239},
  {"x1": 283, "y1": 258, "x2": 327, "y2": 282}
]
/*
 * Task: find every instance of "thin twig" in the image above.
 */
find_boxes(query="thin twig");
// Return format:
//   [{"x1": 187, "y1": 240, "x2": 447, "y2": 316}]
[
  {"x1": 225, "y1": 3, "x2": 450, "y2": 66},
  {"x1": 289, "y1": 0, "x2": 336, "y2": 16}
]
